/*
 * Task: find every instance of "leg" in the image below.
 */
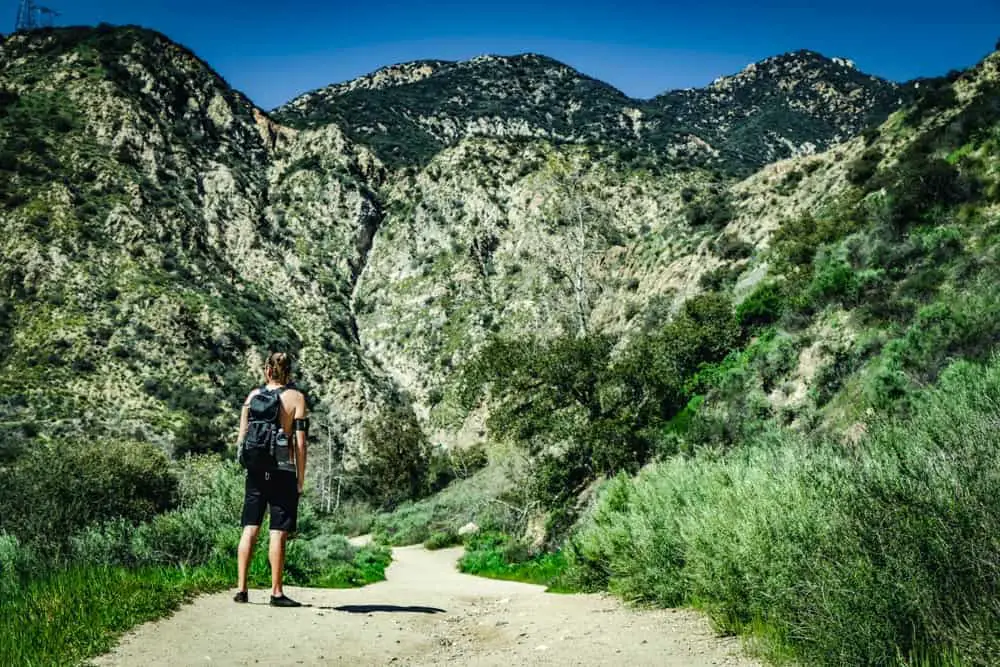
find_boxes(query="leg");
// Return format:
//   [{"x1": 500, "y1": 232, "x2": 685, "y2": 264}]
[
  {"x1": 269, "y1": 529, "x2": 288, "y2": 596},
  {"x1": 267, "y1": 471, "x2": 301, "y2": 607},
  {"x1": 237, "y1": 472, "x2": 266, "y2": 600},
  {"x1": 237, "y1": 525, "x2": 260, "y2": 593}
]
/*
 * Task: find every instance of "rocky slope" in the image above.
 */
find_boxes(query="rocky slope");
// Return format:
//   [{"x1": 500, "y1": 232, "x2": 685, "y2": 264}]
[
  {"x1": 0, "y1": 26, "x2": 400, "y2": 475},
  {"x1": 5, "y1": 25, "x2": 988, "y2": 502}
]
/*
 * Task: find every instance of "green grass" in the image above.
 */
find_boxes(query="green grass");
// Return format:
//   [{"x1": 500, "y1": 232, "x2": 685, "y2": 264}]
[
  {"x1": 0, "y1": 560, "x2": 230, "y2": 667},
  {"x1": 0, "y1": 457, "x2": 393, "y2": 667},
  {"x1": 458, "y1": 532, "x2": 574, "y2": 593},
  {"x1": 0, "y1": 541, "x2": 391, "y2": 667}
]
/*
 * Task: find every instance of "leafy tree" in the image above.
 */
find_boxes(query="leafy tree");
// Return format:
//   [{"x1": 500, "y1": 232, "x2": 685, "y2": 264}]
[
  {"x1": 883, "y1": 157, "x2": 973, "y2": 231},
  {"x1": 684, "y1": 187, "x2": 735, "y2": 230},
  {"x1": 358, "y1": 406, "x2": 431, "y2": 510},
  {"x1": 459, "y1": 293, "x2": 741, "y2": 526}
]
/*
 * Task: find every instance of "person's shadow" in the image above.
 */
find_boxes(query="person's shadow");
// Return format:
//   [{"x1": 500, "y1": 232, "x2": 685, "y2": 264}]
[{"x1": 320, "y1": 604, "x2": 446, "y2": 614}]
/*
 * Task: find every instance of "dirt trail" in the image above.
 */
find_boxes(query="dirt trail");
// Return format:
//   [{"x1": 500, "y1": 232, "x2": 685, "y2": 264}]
[{"x1": 92, "y1": 541, "x2": 762, "y2": 667}]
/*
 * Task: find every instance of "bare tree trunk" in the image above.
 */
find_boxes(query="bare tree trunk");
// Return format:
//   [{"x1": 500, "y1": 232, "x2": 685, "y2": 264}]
[
  {"x1": 572, "y1": 197, "x2": 590, "y2": 338},
  {"x1": 324, "y1": 429, "x2": 334, "y2": 513},
  {"x1": 334, "y1": 475, "x2": 342, "y2": 513}
]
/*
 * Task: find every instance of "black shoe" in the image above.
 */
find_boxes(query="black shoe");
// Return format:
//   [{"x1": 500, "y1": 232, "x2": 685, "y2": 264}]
[
  {"x1": 270, "y1": 594, "x2": 302, "y2": 608},
  {"x1": 233, "y1": 591, "x2": 248, "y2": 604}
]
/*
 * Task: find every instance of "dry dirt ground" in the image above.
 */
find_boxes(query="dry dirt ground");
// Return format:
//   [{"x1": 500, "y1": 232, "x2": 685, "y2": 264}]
[{"x1": 91, "y1": 541, "x2": 763, "y2": 667}]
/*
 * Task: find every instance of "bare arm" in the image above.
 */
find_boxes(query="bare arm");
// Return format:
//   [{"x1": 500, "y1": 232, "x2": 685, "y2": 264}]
[{"x1": 294, "y1": 394, "x2": 308, "y2": 493}]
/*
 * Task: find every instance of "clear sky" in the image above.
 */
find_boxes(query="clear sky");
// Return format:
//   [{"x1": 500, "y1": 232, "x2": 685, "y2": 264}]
[{"x1": 9, "y1": 0, "x2": 1000, "y2": 109}]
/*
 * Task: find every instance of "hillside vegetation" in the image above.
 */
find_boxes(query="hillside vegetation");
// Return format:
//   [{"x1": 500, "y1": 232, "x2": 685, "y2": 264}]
[{"x1": 2, "y1": 23, "x2": 1000, "y2": 666}]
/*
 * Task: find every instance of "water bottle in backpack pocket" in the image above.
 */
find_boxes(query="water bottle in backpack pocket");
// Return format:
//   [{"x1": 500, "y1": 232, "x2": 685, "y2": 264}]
[{"x1": 238, "y1": 386, "x2": 286, "y2": 472}]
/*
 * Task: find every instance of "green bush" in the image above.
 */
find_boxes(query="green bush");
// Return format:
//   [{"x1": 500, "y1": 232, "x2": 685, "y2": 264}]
[
  {"x1": 424, "y1": 443, "x2": 489, "y2": 494},
  {"x1": 568, "y1": 355, "x2": 1000, "y2": 665},
  {"x1": 847, "y1": 147, "x2": 882, "y2": 186},
  {"x1": 882, "y1": 157, "x2": 975, "y2": 231},
  {"x1": 713, "y1": 232, "x2": 753, "y2": 260},
  {"x1": 699, "y1": 264, "x2": 742, "y2": 291},
  {"x1": 2, "y1": 454, "x2": 391, "y2": 667},
  {"x1": 770, "y1": 211, "x2": 860, "y2": 271},
  {"x1": 458, "y1": 292, "x2": 743, "y2": 533},
  {"x1": 0, "y1": 440, "x2": 177, "y2": 555},
  {"x1": 359, "y1": 406, "x2": 431, "y2": 510},
  {"x1": 373, "y1": 464, "x2": 515, "y2": 546},
  {"x1": 864, "y1": 285, "x2": 1000, "y2": 412},
  {"x1": 424, "y1": 530, "x2": 461, "y2": 550},
  {"x1": 0, "y1": 533, "x2": 36, "y2": 599},
  {"x1": 736, "y1": 281, "x2": 786, "y2": 330},
  {"x1": 684, "y1": 187, "x2": 734, "y2": 230}
]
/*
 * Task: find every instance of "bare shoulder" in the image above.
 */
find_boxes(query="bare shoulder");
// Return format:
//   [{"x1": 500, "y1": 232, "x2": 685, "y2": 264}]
[
  {"x1": 286, "y1": 387, "x2": 307, "y2": 406},
  {"x1": 244, "y1": 387, "x2": 261, "y2": 405}
]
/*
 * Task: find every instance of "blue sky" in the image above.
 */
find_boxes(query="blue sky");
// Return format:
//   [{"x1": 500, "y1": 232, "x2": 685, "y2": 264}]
[{"x1": 11, "y1": 0, "x2": 1000, "y2": 109}]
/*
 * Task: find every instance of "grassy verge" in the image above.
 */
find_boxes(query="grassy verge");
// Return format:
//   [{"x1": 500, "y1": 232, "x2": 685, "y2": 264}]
[
  {"x1": 372, "y1": 461, "x2": 518, "y2": 546},
  {"x1": 0, "y1": 561, "x2": 230, "y2": 667},
  {"x1": 0, "y1": 540, "x2": 391, "y2": 667},
  {"x1": 566, "y1": 355, "x2": 1000, "y2": 666},
  {"x1": 0, "y1": 456, "x2": 392, "y2": 667},
  {"x1": 458, "y1": 531, "x2": 574, "y2": 593}
]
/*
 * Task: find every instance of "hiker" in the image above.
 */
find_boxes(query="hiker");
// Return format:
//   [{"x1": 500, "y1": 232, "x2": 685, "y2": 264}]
[{"x1": 233, "y1": 352, "x2": 309, "y2": 607}]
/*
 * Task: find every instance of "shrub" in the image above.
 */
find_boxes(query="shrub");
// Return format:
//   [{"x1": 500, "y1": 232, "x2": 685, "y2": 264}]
[
  {"x1": 699, "y1": 264, "x2": 742, "y2": 291},
  {"x1": 713, "y1": 232, "x2": 753, "y2": 260},
  {"x1": 424, "y1": 530, "x2": 461, "y2": 550},
  {"x1": 736, "y1": 282, "x2": 786, "y2": 330},
  {"x1": 883, "y1": 156, "x2": 974, "y2": 231},
  {"x1": 569, "y1": 355, "x2": 1000, "y2": 665},
  {"x1": 847, "y1": 147, "x2": 881, "y2": 186},
  {"x1": 770, "y1": 211, "x2": 859, "y2": 271},
  {"x1": 372, "y1": 464, "x2": 515, "y2": 546},
  {"x1": 459, "y1": 530, "x2": 570, "y2": 590},
  {"x1": 0, "y1": 440, "x2": 177, "y2": 555},
  {"x1": 684, "y1": 188, "x2": 734, "y2": 230}
]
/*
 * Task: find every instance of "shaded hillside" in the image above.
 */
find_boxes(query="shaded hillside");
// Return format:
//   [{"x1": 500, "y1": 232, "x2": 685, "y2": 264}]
[{"x1": 649, "y1": 49, "x2": 910, "y2": 171}]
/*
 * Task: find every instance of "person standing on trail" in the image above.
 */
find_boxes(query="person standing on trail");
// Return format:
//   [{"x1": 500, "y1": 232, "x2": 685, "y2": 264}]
[{"x1": 233, "y1": 352, "x2": 309, "y2": 607}]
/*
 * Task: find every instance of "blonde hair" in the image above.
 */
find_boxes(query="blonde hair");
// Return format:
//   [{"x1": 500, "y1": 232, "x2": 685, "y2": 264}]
[{"x1": 265, "y1": 352, "x2": 293, "y2": 385}]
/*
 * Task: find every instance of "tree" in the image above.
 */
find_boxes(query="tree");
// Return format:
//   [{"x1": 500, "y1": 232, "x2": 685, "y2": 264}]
[
  {"x1": 358, "y1": 406, "x2": 430, "y2": 510},
  {"x1": 537, "y1": 156, "x2": 614, "y2": 338}
]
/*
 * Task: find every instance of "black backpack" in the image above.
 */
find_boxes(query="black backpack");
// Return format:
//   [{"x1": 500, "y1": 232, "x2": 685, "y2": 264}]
[{"x1": 238, "y1": 386, "x2": 287, "y2": 472}]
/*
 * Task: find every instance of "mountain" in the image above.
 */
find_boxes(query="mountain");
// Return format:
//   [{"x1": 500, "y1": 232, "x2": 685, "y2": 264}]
[
  {"x1": 3, "y1": 24, "x2": 996, "y2": 513},
  {"x1": 0, "y1": 26, "x2": 399, "y2": 471},
  {"x1": 273, "y1": 54, "x2": 640, "y2": 168},
  {"x1": 648, "y1": 49, "x2": 911, "y2": 170},
  {"x1": 273, "y1": 49, "x2": 909, "y2": 173}
]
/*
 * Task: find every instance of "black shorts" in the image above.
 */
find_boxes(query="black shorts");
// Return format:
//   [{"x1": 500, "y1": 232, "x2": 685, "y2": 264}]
[{"x1": 241, "y1": 470, "x2": 299, "y2": 533}]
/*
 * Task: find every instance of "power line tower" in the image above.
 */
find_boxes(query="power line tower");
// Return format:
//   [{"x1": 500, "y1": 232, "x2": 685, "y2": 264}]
[{"x1": 15, "y1": 0, "x2": 60, "y2": 32}]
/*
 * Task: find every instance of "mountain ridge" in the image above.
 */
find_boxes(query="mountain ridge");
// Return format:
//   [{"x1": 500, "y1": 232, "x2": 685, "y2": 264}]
[
  {"x1": 273, "y1": 46, "x2": 910, "y2": 173},
  {"x1": 277, "y1": 48, "x2": 902, "y2": 111}
]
